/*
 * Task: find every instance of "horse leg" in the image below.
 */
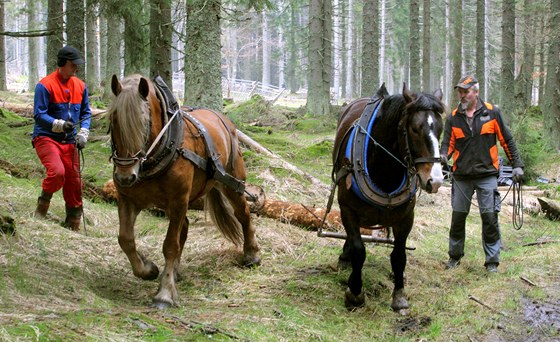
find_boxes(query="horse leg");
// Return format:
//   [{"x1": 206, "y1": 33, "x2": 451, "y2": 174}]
[
  {"x1": 338, "y1": 239, "x2": 352, "y2": 269},
  {"x1": 223, "y1": 187, "x2": 261, "y2": 267},
  {"x1": 340, "y1": 206, "x2": 366, "y2": 310},
  {"x1": 152, "y1": 203, "x2": 188, "y2": 309},
  {"x1": 390, "y1": 219, "x2": 413, "y2": 311},
  {"x1": 173, "y1": 216, "x2": 189, "y2": 283},
  {"x1": 117, "y1": 198, "x2": 159, "y2": 280}
]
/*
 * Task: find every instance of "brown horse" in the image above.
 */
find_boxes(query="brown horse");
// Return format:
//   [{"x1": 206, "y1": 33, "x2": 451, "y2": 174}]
[
  {"x1": 108, "y1": 74, "x2": 261, "y2": 308},
  {"x1": 333, "y1": 84, "x2": 444, "y2": 311}
]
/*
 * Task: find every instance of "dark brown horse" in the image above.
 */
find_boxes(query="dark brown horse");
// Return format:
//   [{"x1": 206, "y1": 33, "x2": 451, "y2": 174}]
[
  {"x1": 333, "y1": 84, "x2": 444, "y2": 311},
  {"x1": 108, "y1": 74, "x2": 260, "y2": 308}
]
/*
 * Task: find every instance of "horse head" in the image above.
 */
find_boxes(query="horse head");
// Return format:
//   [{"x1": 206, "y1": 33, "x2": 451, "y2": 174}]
[
  {"x1": 108, "y1": 74, "x2": 157, "y2": 188},
  {"x1": 401, "y1": 84, "x2": 445, "y2": 194}
]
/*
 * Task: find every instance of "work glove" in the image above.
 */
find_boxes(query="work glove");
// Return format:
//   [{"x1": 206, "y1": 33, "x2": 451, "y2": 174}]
[
  {"x1": 52, "y1": 119, "x2": 74, "y2": 133},
  {"x1": 512, "y1": 167, "x2": 524, "y2": 183},
  {"x1": 76, "y1": 128, "x2": 89, "y2": 150}
]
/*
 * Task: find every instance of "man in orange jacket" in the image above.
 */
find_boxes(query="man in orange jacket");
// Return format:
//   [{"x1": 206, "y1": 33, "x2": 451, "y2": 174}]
[
  {"x1": 32, "y1": 46, "x2": 91, "y2": 231},
  {"x1": 440, "y1": 75, "x2": 524, "y2": 273}
]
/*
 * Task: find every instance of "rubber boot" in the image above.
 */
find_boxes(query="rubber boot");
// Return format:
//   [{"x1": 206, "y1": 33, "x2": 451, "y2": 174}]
[
  {"x1": 448, "y1": 211, "x2": 468, "y2": 261},
  {"x1": 64, "y1": 205, "x2": 83, "y2": 231},
  {"x1": 481, "y1": 212, "x2": 500, "y2": 266},
  {"x1": 34, "y1": 190, "x2": 53, "y2": 218}
]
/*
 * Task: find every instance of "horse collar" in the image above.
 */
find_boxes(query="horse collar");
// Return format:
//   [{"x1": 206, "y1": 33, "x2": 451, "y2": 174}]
[{"x1": 345, "y1": 97, "x2": 418, "y2": 208}]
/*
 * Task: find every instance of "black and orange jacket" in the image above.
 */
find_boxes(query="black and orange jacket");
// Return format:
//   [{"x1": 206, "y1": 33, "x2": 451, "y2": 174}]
[
  {"x1": 440, "y1": 98, "x2": 523, "y2": 180},
  {"x1": 32, "y1": 70, "x2": 91, "y2": 143}
]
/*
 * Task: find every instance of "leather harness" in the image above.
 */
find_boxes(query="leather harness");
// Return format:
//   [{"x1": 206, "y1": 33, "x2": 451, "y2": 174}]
[{"x1": 112, "y1": 75, "x2": 245, "y2": 194}]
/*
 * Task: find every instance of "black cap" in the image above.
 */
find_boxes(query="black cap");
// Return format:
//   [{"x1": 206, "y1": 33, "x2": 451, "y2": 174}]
[
  {"x1": 57, "y1": 46, "x2": 85, "y2": 65},
  {"x1": 454, "y1": 75, "x2": 478, "y2": 89}
]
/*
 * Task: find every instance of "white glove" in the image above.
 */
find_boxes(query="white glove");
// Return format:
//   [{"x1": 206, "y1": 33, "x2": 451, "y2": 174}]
[
  {"x1": 52, "y1": 119, "x2": 66, "y2": 133},
  {"x1": 76, "y1": 128, "x2": 89, "y2": 150},
  {"x1": 512, "y1": 167, "x2": 524, "y2": 183}
]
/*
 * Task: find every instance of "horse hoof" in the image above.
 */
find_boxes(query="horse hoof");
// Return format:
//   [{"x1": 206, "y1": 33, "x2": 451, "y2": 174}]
[
  {"x1": 391, "y1": 288, "x2": 409, "y2": 311},
  {"x1": 151, "y1": 299, "x2": 174, "y2": 310},
  {"x1": 242, "y1": 255, "x2": 261, "y2": 267},
  {"x1": 344, "y1": 287, "x2": 365, "y2": 310},
  {"x1": 139, "y1": 255, "x2": 160, "y2": 280}
]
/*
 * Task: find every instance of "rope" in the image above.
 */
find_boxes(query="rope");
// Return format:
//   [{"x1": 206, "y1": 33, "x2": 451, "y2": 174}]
[
  {"x1": 512, "y1": 181, "x2": 524, "y2": 230},
  {"x1": 451, "y1": 173, "x2": 524, "y2": 229}
]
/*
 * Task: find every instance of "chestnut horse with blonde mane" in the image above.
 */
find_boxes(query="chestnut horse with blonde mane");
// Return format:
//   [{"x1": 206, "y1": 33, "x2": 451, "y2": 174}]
[{"x1": 108, "y1": 74, "x2": 260, "y2": 308}]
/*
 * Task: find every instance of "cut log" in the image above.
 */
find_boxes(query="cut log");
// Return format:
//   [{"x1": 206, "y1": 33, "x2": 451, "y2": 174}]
[
  {"x1": 537, "y1": 198, "x2": 560, "y2": 221},
  {"x1": 258, "y1": 199, "x2": 388, "y2": 237},
  {"x1": 235, "y1": 129, "x2": 329, "y2": 191}
]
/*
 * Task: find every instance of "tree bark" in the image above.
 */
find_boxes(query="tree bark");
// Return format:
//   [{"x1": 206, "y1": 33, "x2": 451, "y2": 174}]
[
  {"x1": 543, "y1": 0, "x2": 560, "y2": 150},
  {"x1": 66, "y1": 0, "x2": 86, "y2": 79},
  {"x1": 184, "y1": 0, "x2": 223, "y2": 110},
  {"x1": 421, "y1": 0, "x2": 430, "y2": 92},
  {"x1": 0, "y1": 0, "x2": 5, "y2": 91},
  {"x1": 150, "y1": 0, "x2": 173, "y2": 89},
  {"x1": 501, "y1": 0, "x2": 515, "y2": 123},
  {"x1": 86, "y1": 0, "x2": 100, "y2": 91},
  {"x1": 47, "y1": 0, "x2": 63, "y2": 70},
  {"x1": 27, "y1": 0, "x2": 39, "y2": 92},
  {"x1": 307, "y1": 0, "x2": 332, "y2": 116},
  {"x1": 361, "y1": 0, "x2": 379, "y2": 97},
  {"x1": 475, "y1": 0, "x2": 485, "y2": 97},
  {"x1": 409, "y1": 0, "x2": 420, "y2": 91}
]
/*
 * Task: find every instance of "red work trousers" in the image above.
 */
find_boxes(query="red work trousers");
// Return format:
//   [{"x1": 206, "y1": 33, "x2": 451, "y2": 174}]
[{"x1": 33, "y1": 136, "x2": 82, "y2": 208}]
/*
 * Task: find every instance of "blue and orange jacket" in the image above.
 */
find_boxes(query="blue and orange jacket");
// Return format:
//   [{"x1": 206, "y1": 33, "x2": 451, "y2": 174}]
[
  {"x1": 32, "y1": 70, "x2": 92, "y2": 143},
  {"x1": 440, "y1": 98, "x2": 523, "y2": 180}
]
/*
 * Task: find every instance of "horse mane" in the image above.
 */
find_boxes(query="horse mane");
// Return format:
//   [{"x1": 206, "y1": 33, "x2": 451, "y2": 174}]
[
  {"x1": 379, "y1": 92, "x2": 445, "y2": 125},
  {"x1": 108, "y1": 74, "x2": 151, "y2": 156}
]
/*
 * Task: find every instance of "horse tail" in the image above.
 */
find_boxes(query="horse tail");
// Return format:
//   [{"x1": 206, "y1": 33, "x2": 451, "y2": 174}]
[{"x1": 205, "y1": 187, "x2": 243, "y2": 246}]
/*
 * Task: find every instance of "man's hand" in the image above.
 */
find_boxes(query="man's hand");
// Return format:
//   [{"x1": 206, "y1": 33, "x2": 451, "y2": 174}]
[
  {"x1": 76, "y1": 128, "x2": 89, "y2": 150},
  {"x1": 62, "y1": 121, "x2": 75, "y2": 133},
  {"x1": 512, "y1": 167, "x2": 524, "y2": 183},
  {"x1": 52, "y1": 119, "x2": 73, "y2": 133}
]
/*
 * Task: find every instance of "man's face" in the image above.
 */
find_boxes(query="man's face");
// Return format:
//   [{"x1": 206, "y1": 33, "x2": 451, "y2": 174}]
[
  {"x1": 457, "y1": 87, "x2": 478, "y2": 110},
  {"x1": 59, "y1": 60, "x2": 79, "y2": 80}
]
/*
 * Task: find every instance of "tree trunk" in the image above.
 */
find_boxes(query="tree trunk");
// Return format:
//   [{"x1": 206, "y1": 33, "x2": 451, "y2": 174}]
[
  {"x1": 86, "y1": 0, "x2": 100, "y2": 91},
  {"x1": 475, "y1": 0, "x2": 485, "y2": 97},
  {"x1": 47, "y1": 0, "x2": 63, "y2": 70},
  {"x1": 103, "y1": 12, "x2": 121, "y2": 101},
  {"x1": 262, "y1": 12, "x2": 271, "y2": 87},
  {"x1": 501, "y1": 0, "x2": 515, "y2": 123},
  {"x1": 409, "y1": 0, "x2": 420, "y2": 91},
  {"x1": 421, "y1": 0, "x2": 430, "y2": 92},
  {"x1": 307, "y1": 0, "x2": 332, "y2": 116},
  {"x1": 66, "y1": 0, "x2": 86, "y2": 79},
  {"x1": 184, "y1": 0, "x2": 223, "y2": 110},
  {"x1": 361, "y1": 0, "x2": 379, "y2": 97},
  {"x1": 0, "y1": 0, "x2": 5, "y2": 91},
  {"x1": 150, "y1": 0, "x2": 173, "y2": 89},
  {"x1": 543, "y1": 0, "x2": 560, "y2": 150},
  {"x1": 451, "y1": 0, "x2": 463, "y2": 89},
  {"x1": 123, "y1": 1, "x2": 149, "y2": 76},
  {"x1": 27, "y1": 0, "x2": 39, "y2": 92},
  {"x1": 344, "y1": 0, "x2": 353, "y2": 99}
]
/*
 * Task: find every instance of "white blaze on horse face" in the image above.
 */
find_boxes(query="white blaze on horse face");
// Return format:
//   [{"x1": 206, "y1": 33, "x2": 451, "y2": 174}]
[{"x1": 427, "y1": 115, "x2": 444, "y2": 187}]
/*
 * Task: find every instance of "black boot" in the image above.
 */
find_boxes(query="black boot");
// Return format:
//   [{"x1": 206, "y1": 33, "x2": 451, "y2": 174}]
[
  {"x1": 448, "y1": 211, "x2": 468, "y2": 261},
  {"x1": 34, "y1": 190, "x2": 53, "y2": 218},
  {"x1": 64, "y1": 205, "x2": 83, "y2": 231}
]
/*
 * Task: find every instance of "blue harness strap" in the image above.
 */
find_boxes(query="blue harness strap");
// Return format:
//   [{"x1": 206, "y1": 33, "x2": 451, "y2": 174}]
[{"x1": 344, "y1": 98, "x2": 417, "y2": 208}]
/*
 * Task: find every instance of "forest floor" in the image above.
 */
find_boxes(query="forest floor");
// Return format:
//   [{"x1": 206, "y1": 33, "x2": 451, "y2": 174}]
[{"x1": 0, "y1": 90, "x2": 559, "y2": 341}]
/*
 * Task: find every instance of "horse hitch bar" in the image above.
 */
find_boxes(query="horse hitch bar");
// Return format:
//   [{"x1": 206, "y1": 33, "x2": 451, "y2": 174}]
[{"x1": 317, "y1": 230, "x2": 416, "y2": 251}]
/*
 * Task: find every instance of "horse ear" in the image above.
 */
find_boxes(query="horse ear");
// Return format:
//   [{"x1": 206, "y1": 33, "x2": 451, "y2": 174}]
[
  {"x1": 377, "y1": 82, "x2": 389, "y2": 97},
  {"x1": 138, "y1": 78, "x2": 150, "y2": 99},
  {"x1": 433, "y1": 88, "x2": 443, "y2": 100},
  {"x1": 111, "y1": 74, "x2": 122, "y2": 96},
  {"x1": 402, "y1": 83, "x2": 414, "y2": 104}
]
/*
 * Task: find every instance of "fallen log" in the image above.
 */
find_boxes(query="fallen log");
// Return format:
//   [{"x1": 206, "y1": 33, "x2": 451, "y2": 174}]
[{"x1": 537, "y1": 197, "x2": 560, "y2": 221}]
